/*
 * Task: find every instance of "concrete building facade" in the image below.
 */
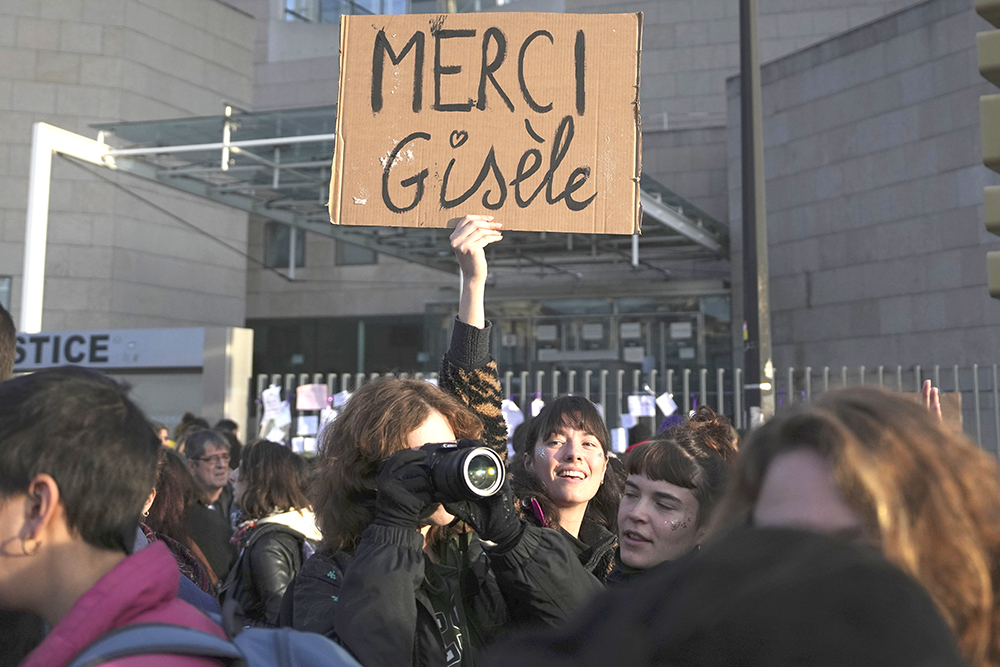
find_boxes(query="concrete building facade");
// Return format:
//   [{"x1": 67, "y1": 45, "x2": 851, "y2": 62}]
[
  {"x1": 727, "y1": 0, "x2": 1000, "y2": 372},
  {"x1": 3, "y1": 0, "x2": 997, "y2": 412},
  {"x1": 1, "y1": 0, "x2": 256, "y2": 329}
]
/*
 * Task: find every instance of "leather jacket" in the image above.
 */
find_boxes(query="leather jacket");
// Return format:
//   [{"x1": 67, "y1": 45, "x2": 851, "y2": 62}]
[{"x1": 226, "y1": 522, "x2": 318, "y2": 626}]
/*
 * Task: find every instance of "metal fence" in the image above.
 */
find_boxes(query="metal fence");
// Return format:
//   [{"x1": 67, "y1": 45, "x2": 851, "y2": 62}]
[{"x1": 253, "y1": 362, "x2": 1000, "y2": 456}]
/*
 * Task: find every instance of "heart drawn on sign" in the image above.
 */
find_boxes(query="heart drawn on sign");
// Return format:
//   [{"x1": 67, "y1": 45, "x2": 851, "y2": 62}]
[{"x1": 449, "y1": 130, "x2": 468, "y2": 149}]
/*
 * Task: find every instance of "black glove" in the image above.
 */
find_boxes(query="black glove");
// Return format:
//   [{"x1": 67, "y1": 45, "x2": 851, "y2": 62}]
[
  {"x1": 373, "y1": 449, "x2": 435, "y2": 530},
  {"x1": 444, "y1": 478, "x2": 524, "y2": 554}
]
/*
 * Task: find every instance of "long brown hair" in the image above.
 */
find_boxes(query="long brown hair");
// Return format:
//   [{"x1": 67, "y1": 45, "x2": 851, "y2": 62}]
[
  {"x1": 710, "y1": 386, "x2": 1000, "y2": 667},
  {"x1": 239, "y1": 439, "x2": 311, "y2": 520},
  {"x1": 311, "y1": 378, "x2": 483, "y2": 552},
  {"x1": 146, "y1": 448, "x2": 200, "y2": 547}
]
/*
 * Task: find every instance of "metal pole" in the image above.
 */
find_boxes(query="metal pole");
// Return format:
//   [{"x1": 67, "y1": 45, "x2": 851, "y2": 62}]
[
  {"x1": 520, "y1": 371, "x2": 529, "y2": 411},
  {"x1": 734, "y1": 368, "x2": 743, "y2": 430},
  {"x1": 616, "y1": 369, "x2": 625, "y2": 427},
  {"x1": 600, "y1": 370, "x2": 608, "y2": 418},
  {"x1": 974, "y1": 364, "x2": 982, "y2": 447},
  {"x1": 804, "y1": 366, "x2": 812, "y2": 402},
  {"x1": 699, "y1": 368, "x2": 708, "y2": 408},
  {"x1": 357, "y1": 320, "x2": 365, "y2": 375},
  {"x1": 993, "y1": 364, "x2": 1000, "y2": 456},
  {"x1": 288, "y1": 223, "x2": 296, "y2": 280},
  {"x1": 717, "y1": 368, "x2": 725, "y2": 415},
  {"x1": 682, "y1": 369, "x2": 691, "y2": 415},
  {"x1": 740, "y1": 0, "x2": 774, "y2": 424}
]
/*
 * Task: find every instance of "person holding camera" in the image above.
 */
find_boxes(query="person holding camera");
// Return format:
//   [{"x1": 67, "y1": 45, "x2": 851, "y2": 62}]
[{"x1": 279, "y1": 216, "x2": 602, "y2": 666}]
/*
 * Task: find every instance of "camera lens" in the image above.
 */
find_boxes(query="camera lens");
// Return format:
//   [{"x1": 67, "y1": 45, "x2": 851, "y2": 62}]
[
  {"x1": 465, "y1": 451, "x2": 501, "y2": 493},
  {"x1": 425, "y1": 441, "x2": 506, "y2": 500},
  {"x1": 457, "y1": 447, "x2": 504, "y2": 497}
]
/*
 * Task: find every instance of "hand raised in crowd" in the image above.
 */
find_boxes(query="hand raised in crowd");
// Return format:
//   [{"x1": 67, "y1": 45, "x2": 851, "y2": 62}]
[
  {"x1": 449, "y1": 214, "x2": 502, "y2": 284},
  {"x1": 449, "y1": 214, "x2": 502, "y2": 328},
  {"x1": 921, "y1": 379, "x2": 942, "y2": 421}
]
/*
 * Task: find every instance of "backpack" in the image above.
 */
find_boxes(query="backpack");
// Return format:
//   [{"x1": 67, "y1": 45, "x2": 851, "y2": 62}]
[{"x1": 65, "y1": 622, "x2": 361, "y2": 667}]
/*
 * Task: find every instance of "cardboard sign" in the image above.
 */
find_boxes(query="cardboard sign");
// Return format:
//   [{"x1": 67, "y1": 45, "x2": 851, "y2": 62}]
[{"x1": 330, "y1": 12, "x2": 642, "y2": 234}]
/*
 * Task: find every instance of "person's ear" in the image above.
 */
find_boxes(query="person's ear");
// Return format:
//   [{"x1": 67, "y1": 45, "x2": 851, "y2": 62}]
[
  {"x1": 522, "y1": 451, "x2": 533, "y2": 473},
  {"x1": 142, "y1": 488, "x2": 156, "y2": 517},
  {"x1": 22, "y1": 474, "x2": 62, "y2": 551}
]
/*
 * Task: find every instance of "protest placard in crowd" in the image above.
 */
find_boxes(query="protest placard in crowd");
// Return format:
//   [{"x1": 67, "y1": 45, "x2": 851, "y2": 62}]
[{"x1": 329, "y1": 12, "x2": 642, "y2": 234}]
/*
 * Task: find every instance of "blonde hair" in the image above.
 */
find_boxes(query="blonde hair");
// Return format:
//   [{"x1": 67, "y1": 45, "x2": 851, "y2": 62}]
[{"x1": 711, "y1": 386, "x2": 1000, "y2": 667}]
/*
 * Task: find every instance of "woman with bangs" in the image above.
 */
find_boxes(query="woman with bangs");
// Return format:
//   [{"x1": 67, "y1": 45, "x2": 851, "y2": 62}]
[
  {"x1": 279, "y1": 216, "x2": 603, "y2": 667},
  {"x1": 512, "y1": 395, "x2": 625, "y2": 581},
  {"x1": 613, "y1": 406, "x2": 736, "y2": 580}
]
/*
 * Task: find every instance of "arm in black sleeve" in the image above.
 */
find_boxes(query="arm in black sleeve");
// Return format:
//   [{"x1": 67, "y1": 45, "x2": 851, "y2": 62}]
[
  {"x1": 488, "y1": 525, "x2": 605, "y2": 628},
  {"x1": 248, "y1": 531, "x2": 301, "y2": 627},
  {"x1": 332, "y1": 524, "x2": 426, "y2": 667},
  {"x1": 439, "y1": 317, "x2": 508, "y2": 456}
]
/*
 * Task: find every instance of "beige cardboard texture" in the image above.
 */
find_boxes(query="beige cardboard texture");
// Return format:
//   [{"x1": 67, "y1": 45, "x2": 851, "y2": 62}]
[{"x1": 330, "y1": 12, "x2": 642, "y2": 234}]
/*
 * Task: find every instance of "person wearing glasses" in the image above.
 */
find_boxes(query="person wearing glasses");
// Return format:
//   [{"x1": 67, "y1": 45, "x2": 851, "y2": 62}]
[{"x1": 184, "y1": 428, "x2": 238, "y2": 582}]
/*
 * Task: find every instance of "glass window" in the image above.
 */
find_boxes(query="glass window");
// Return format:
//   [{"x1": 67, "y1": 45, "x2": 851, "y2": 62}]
[
  {"x1": 265, "y1": 222, "x2": 306, "y2": 268},
  {"x1": 336, "y1": 241, "x2": 378, "y2": 266}
]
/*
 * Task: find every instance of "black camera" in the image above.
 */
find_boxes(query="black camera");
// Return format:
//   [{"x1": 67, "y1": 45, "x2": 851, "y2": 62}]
[{"x1": 422, "y1": 439, "x2": 506, "y2": 501}]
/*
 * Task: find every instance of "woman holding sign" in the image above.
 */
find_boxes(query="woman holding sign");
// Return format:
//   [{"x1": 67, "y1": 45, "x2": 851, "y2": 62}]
[
  {"x1": 279, "y1": 215, "x2": 603, "y2": 667},
  {"x1": 448, "y1": 215, "x2": 625, "y2": 583}
]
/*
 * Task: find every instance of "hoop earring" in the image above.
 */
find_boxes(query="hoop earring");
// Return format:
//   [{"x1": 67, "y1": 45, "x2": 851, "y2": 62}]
[
  {"x1": 142, "y1": 510, "x2": 149, "y2": 517},
  {"x1": 21, "y1": 539, "x2": 40, "y2": 557}
]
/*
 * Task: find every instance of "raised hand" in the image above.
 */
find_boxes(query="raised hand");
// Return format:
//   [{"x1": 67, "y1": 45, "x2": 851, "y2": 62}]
[
  {"x1": 921, "y1": 379, "x2": 942, "y2": 421},
  {"x1": 448, "y1": 215, "x2": 502, "y2": 328}
]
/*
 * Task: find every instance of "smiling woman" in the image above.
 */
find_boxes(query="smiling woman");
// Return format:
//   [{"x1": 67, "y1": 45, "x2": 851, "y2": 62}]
[{"x1": 512, "y1": 394, "x2": 624, "y2": 582}]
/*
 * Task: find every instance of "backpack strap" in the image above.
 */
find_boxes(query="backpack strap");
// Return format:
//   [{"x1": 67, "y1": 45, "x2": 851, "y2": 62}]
[{"x1": 66, "y1": 623, "x2": 242, "y2": 667}]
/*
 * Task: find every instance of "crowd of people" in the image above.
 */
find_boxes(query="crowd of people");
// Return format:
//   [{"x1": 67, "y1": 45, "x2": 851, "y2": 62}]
[{"x1": 0, "y1": 214, "x2": 998, "y2": 666}]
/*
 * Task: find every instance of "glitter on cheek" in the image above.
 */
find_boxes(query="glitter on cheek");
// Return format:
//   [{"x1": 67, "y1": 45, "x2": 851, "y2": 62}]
[{"x1": 536, "y1": 446, "x2": 546, "y2": 460}]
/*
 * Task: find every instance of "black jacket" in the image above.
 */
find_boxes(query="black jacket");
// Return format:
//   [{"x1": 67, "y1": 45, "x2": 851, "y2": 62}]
[
  {"x1": 280, "y1": 522, "x2": 603, "y2": 667},
  {"x1": 187, "y1": 498, "x2": 237, "y2": 581},
  {"x1": 225, "y1": 523, "x2": 316, "y2": 626},
  {"x1": 555, "y1": 519, "x2": 617, "y2": 583}
]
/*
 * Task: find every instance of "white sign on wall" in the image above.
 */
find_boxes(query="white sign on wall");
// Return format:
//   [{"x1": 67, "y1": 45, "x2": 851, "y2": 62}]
[
  {"x1": 620, "y1": 322, "x2": 642, "y2": 339},
  {"x1": 14, "y1": 328, "x2": 205, "y2": 371},
  {"x1": 670, "y1": 321, "x2": 693, "y2": 339}
]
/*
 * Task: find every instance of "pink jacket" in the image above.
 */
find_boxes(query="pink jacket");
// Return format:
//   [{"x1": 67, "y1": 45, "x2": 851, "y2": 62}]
[{"x1": 22, "y1": 541, "x2": 228, "y2": 667}]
